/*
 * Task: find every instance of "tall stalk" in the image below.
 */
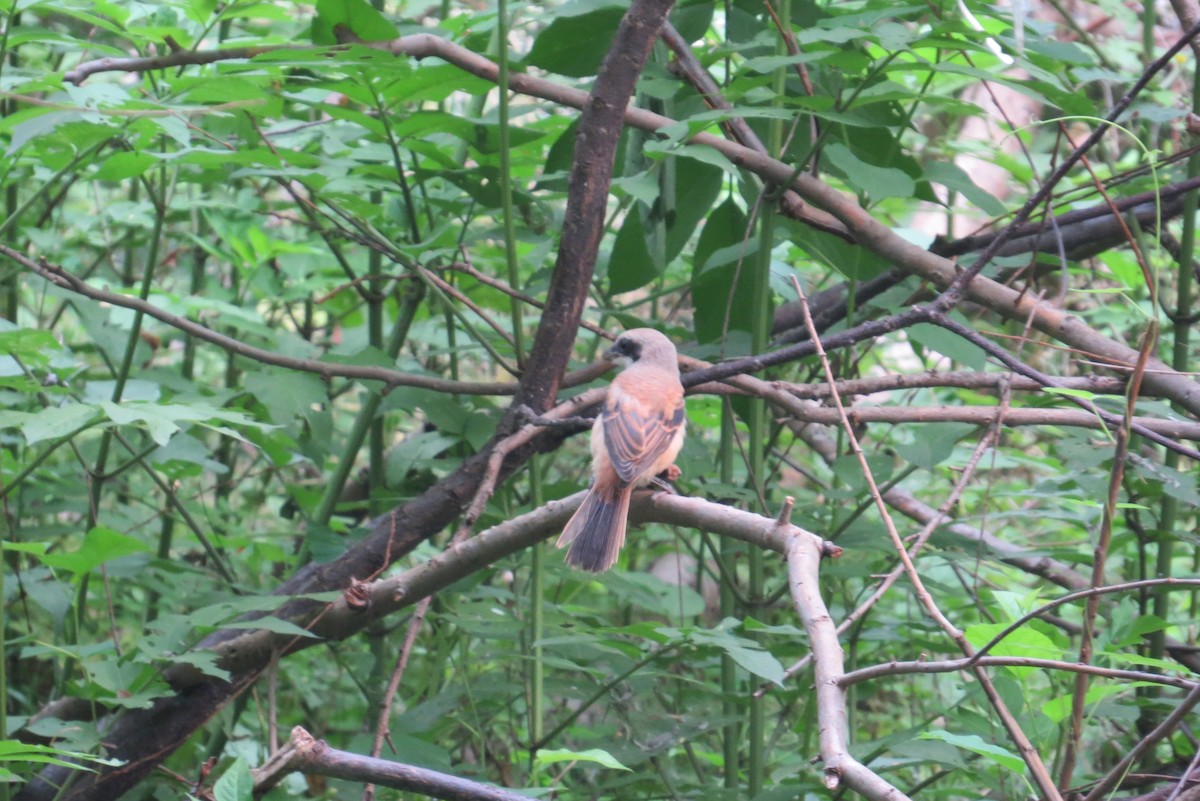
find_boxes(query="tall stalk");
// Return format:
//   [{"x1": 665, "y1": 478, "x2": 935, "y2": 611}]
[
  {"x1": 1148, "y1": 65, "x2": 1199, "y2": 725},
  {"x1": 719, "y1": 406, "x2": 740, "y2": 791}
]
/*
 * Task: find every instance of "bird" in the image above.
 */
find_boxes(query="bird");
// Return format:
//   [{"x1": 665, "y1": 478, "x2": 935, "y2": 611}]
[{"x1": 556, "y1": 328, "x2": 686, "y2": 573}]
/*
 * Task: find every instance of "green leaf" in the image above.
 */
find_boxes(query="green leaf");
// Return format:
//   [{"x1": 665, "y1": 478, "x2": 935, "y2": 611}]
[
  {"x1": 0, "y1": 740, "x2": 121, "y2": 771},
  {"x1": 692, "y1": 198, "x2": 759, "y2": 345},
  {"x1": 312, "y1": 0, "x2": 399, "y2": 45},
  {"x1": 895, "y1": 422, "x2": 976, "y2": 469},
  {"x1": 920, "y1": 730, "x2": 1025, "y2": 773},
  {"x1": 93, "y1": 152, "x2": 157, "y2": 182},
  {"x1": 664, "y1": 157, "x2": 724, "y2": 264},
  {"x1": 0, "y1": 326, "x2": 62, "y2": 361},
  {"x1": 690, "y1": 623, "x2": 785, "y2": 685},
  {"x1": 906, "y1": 322, "x2": 987, "y2": 369},
  {"x1": 221, "y1": 617, "x2": 322, "y2": 638},
  {"x1": 964, "y1": 622, "x2": 1061, "y2": 679},
  {"x1": 39, "y1": 527, "x2": 151, "y2": 576},
  {"x1": 526, "y1": 7, "x2": 625, "y2": 77},
  {"x1": 606, "y1": 206, "x2": 656, "y2": 294},
  {"x1": 825, "y1": 143, "x2": 915, "y2": 201},
  {"x1": 1042, "y1": 387, "x2": 1098, "y2": 400},
  {"x1": 213, "y1": 757, "x2": 254, "y2": 801},
  {"x1": 12, "y1": 403, "x2": 98, "y2": 444},
  {"x1": 1042, "y1": 683, "x2": 1139, "y2": 724},
  {"x1": 922, "y1": 161, "x2": 1007, "y2": 216},
  {"x1": 535, "y1": 748, "x2": 631, "y2": 771}
]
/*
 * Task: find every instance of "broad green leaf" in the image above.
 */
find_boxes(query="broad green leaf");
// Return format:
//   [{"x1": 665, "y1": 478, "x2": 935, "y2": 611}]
[
  {"x1": 0, "y1": 740, "x2": 121, "y2": 771},
  {"x1": 526, "y1": 7, "x2": 625, "y2": 77},
  {"x1": 213, "y1": 757, "x2": 254, "y2": 801},
  {"x1": 536, "y1": 748, "x2": 631, "y2": 771},
  {"x1": 92, "y1": 151, "x2": 157, "y2": 181},
  {"x1": 895, "y1": 422, "x2": 976, "y2": 469},
  {"x1": 16, "y1": 403, "x2": 99, "y2": 444},
  {"x1": 690, "y1": 624, "x2": 786, "y2": 685},
  {"x1": 664, "y1": 157, "x2": 723, "y2": 263},
  {"x1": 221, "y1": 617, "x2": 322, "y2": 638},
  {"x1": 825, "y1": 142, "x2": 915, "y2": 201},
  {"x1": 0, "y1": 327, "x2": 62, "y2": 362},
  {"x1": 692, "y1": 198, "x2": 759, "y2": 345},
  {"x1": 606, "y1": 206, "x2": 656, "y2": 294},
  {"x1": 39, "y1": 527, "x2": 151, "y2": 576},
  {"x1": 922, "y1": 161, "x2": 1007, "y2": 216},
  {"x1": 965, "y1": 622, "x2": 1061, "y2": 676},
  {"x1": 1042, "y1": 682, "x2": 1142, "y2": 723},
  {"x1": 907, "y1": 322, "x2": 987, "y2": 370},
  {"x1": 312, "y1": 0, "x2": 399, "y2": 45},
  {"x1": 919, "y1": 730, "x2": 1025, "y2": 773}
]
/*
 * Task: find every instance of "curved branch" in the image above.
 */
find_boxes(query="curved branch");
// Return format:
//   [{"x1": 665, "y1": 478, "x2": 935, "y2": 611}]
[
  {"x1": 786, "y1": 530, "x2": 910, "y2": 799},
  {"x1": 254, "y1": 726, "x2": 531, "y2": 801},
  {"x1": 840, "y1": 657, "x2": 1198, "y2": 692},
  {"x1": 59, "y1": 33, "x2": 1200, "y2": 414}
]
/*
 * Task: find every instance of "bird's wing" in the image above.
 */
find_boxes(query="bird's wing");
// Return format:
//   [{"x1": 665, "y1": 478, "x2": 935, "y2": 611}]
[{"x1": 601, "y1": 382, "x2": 685, "y2": 485}]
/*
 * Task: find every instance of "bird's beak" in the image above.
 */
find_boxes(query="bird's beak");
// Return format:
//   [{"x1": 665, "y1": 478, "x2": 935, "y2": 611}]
[{"x1": 603, "y1": 344, "x2": 619, "y2": 361}]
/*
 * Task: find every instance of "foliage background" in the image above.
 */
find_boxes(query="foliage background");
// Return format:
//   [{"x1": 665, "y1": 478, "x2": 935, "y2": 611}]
[{"x1": 1, "y1": 0, "x2": 1199, "y2": 799}]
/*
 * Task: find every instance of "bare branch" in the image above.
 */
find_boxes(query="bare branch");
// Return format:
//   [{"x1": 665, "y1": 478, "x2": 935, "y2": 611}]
[
  {"x1": 788, "y1": 274, "x2": 1064, "y2": 801},
  {"x1": 0, "y1": 246, "x2": 609, "y2": 396},
  {"x1": 785, "y1": 531, "x2": 910, "y2": 799},
  {"x1": 255, "y1": 726, "x2": 532, "y2": 801},
  {"x1": 839, "y1": 658, "x2": 1198, "y2": 691}
]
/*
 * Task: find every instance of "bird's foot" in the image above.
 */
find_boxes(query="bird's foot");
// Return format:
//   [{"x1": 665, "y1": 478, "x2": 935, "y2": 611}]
[{"x1": 649, "y1": 464, "x2": 682, "y2": 493}]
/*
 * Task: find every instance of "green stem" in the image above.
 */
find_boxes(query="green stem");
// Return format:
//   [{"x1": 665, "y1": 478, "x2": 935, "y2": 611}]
[
  {"x1": 312, "y1": 280, "x2": 425, "y2": 526},
  {"x1": 496, "y1": 0, "x2": 524, "y2": 367},
  {"x1": 1150, "y1": 64, "x2": 1199, "y2": 695},
  {"x1": 719, "y1": 404, "x2": 739, "y2": 791},
  {"x1": 528, "y1": 457, "x2": 544, "y2": 758}
]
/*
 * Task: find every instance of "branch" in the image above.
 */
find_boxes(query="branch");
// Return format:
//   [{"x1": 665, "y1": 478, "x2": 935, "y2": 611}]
[
  {"x1": 1082, "y1": 683, "x2": 1200, "y2": 801},
  {"x1": 511, "y1": 0, "x2": 677, "y2": 415},
  {"x1": 769, "y1": 403, "x2": 1200, "y2": 440},
  {"x1": 60, "y1": 33, "x2": 1200, "y2": 414},
  {"x1": 161, "y1": 491, "x2": 831, "y2": 688},
  {"x1": 785, "y1": 532, "x2": 910, "y2": 799},
  {"x1": 788, "y1": 275, "x2": 1064, "y2": 801},
  {"x1": 0, "y1": 246, "x2": 611, "y2": 396},
  {"x1": 253, "y1": 726, "x2": 532, "y2": 801},
  {"x1": 779, "y1": 371, "x2": 1131, "y2": 398},
  {"x1": 839, "y1": 658, "x2": 1198, "y2": 692}
]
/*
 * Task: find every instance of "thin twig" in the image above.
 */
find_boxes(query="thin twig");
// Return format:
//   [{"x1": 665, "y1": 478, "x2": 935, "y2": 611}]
[
  {"x1": 788, "y1": 274, "x2": 1065, "y2": 801},
  {"x1": 0, "y1": 246, "x2": 605, "y2": 397},
  {"x1": 839, "y1": 656, "x2": 1199, "y2": 691}
]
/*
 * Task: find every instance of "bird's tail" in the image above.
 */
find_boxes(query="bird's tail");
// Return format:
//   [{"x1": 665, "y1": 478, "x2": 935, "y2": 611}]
[{"x1": 556, "y1": 484, "x2": 631, "y2": 573}]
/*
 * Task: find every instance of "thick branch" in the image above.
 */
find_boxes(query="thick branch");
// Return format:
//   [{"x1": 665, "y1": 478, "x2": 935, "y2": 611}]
[{"x1": 511, "y1": 0, "x2": 676, "y2": 414}]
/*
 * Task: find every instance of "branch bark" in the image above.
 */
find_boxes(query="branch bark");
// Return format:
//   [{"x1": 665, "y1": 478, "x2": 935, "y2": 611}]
[{"x1": 253, "y1": 726, "x2": 533, "y2": 801}]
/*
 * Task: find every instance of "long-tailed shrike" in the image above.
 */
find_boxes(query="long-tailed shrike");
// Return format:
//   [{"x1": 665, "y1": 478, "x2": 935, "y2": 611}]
[{"x1": 557, "y1": 328, "x2": 686, "y2": 572}]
